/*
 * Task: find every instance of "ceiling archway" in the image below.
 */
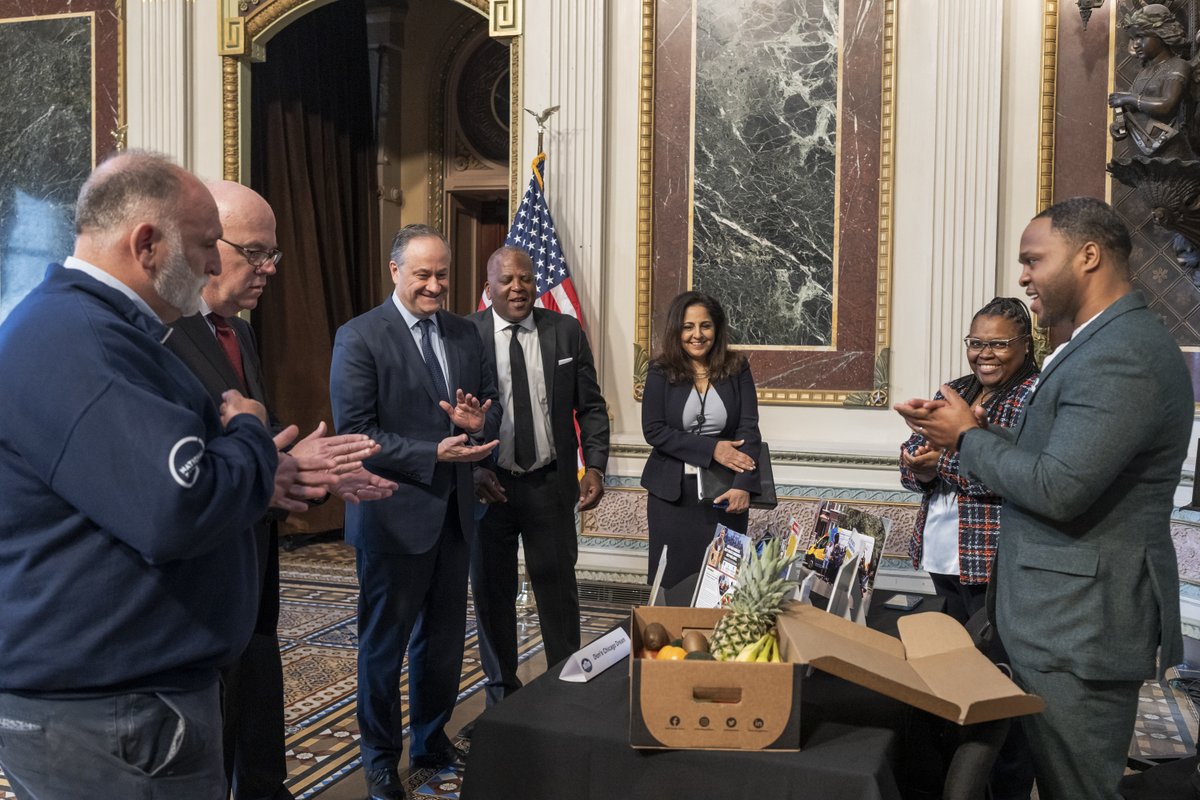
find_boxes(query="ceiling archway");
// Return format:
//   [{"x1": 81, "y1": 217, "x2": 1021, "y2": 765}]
[{"x1": 218, "y1": 0, "x2": 518, "y2": 206}]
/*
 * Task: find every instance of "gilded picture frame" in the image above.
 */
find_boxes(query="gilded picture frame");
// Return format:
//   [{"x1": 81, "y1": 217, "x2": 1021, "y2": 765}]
[{"x1": 634, "y1": 0, "x2": 897, "y2": 407}]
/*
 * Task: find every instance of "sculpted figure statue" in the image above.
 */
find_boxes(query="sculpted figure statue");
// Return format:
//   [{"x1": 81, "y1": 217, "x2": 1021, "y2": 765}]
[{"x1": 1108, "y1": 4, "x2": 1194, "y2": 160}]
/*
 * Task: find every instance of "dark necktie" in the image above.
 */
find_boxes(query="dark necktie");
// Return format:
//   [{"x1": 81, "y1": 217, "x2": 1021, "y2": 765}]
[
  {"x1": 208, "y1": 313, "x2": 246, "y2": 389},
  {"x1": 416, "y1": 318, "x2": 451, "y2": 407},
  {"x1": 508, "y1": 323, "x2": 537, "y2": 471}
]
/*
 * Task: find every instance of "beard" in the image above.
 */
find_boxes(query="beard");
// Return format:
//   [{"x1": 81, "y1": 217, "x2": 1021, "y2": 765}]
[{"x1": 153, "y1": 227, "x2": 208, "y2": 317}]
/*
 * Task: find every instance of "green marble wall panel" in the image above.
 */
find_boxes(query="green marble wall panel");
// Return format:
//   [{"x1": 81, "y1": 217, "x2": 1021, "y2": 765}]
[
  {"x1": 691, "y1": 0, "x2": 837, "y2": 346},
  {"x1": 0, "y1": 14, "x2": 91, "y2": 321}
]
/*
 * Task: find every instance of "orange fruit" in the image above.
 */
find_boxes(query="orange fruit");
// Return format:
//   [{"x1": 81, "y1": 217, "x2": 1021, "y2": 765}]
[{"x1": 655, "y1": 645, "x2": 687, "y2": 661}]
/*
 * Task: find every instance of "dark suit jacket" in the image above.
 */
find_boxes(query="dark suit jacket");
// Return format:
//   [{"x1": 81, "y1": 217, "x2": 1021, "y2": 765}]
[
  {"x1": 960, "y1": 292, "x2": 1192, "y2": 681},
  {"x1": 167, "y1": 313, "x2": 271, "y2": 413},
  {"x1": 640, "y1": 361, "x2": 762, "y2": 502},
  {"x1": 165, "y1": 311, "x2": 281, "y2": 628},
  {"x1": 469, "y1": 307, "x2": 609, "y2": 501},
  {"x1": 330, "y1": 301, "x2": 501, "y2": 555}
]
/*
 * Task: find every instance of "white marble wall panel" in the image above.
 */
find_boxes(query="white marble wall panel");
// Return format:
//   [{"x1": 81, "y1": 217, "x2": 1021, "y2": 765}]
[
  {"x1": 692, "y1": 0, "x2": 837, "y2": 347},
  {"x1": 127, "y1": 0, "x2": 194, "y2": 165},
  {"x1": 923, "y1": 0, "x2": 1003, "y2": 386},
  {"x1": 521, "y1": 0, "x2": 607, "y2": 368}
]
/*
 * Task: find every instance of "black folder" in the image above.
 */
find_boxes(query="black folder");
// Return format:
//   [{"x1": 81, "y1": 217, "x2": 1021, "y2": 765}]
[{"x1": 697, "y1": 443, "x2": 778, "y2": 510}]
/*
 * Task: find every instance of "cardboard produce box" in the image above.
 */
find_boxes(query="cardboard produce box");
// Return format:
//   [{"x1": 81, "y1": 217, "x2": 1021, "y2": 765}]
[
  {"x1": 629, "y1": 606, "x2": 802, "y2": 751},
  {"x1": 628, "y1": 603, "x2": 1044, "y2": 751},
  {"x1": 776, "y1": 603, "x2": 1045, "y2": 725}
]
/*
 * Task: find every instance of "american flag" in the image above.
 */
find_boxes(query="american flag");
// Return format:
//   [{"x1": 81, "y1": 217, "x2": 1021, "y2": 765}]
[
  {"x1": 478, "y1": 153, "x2": 583, "y2": 323},
  {"x1": 479, "y1": 153, "x2": 588, "y2": 477}
]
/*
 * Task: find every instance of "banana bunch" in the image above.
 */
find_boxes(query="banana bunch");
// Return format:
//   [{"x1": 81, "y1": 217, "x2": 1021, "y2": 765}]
[{"x1": 733, "y1": 631, "x2": 783, "y2": 662}]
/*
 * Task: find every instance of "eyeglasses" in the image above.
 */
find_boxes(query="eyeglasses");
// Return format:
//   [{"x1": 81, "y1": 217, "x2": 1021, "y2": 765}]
[
  {"x1": 963, "y1": 334, "x2": 1029, "y2": 353},
  {"x1": 219, "y1": 238, "x2": 282, "y2": 271}
]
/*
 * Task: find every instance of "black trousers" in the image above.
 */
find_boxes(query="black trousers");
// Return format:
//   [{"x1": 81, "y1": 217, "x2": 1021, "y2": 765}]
[
  {"x1": 470, "y1": 464, "x2": 580, "y2": 706},
  {"x1": 927, "y1": 572, "x2": 1034, "y2": 800},
  {"x1": 222, "y1": 524, "x2": 293, "y2": 800},
  {"x1": 646, "y1": 475, "x2": 748, "y2": 590}
]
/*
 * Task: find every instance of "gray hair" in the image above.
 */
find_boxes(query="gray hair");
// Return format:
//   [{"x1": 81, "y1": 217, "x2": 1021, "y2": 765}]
[
  {"x1": 389, "y1": 224, "x2": 450, "y2": 270},
  {"x1": 74, "y1": 150, "x2": 186, "y2": 236}
]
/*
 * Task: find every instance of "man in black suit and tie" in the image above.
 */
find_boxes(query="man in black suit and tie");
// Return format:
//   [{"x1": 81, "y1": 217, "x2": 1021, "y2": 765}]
[
  {"x1": 167, "y1": 181, "x2": 394, "y2": 800},
  {"x1": 470, "y1": 246, "x2": 609, "y2": 705},
  {"x1": 330, "y1": 224, "x2": 501, "y2": 800}
]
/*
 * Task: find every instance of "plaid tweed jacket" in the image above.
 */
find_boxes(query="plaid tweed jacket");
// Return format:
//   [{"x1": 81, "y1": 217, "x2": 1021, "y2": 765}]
[{"x1": 899, "y1": 372, "x2": 1038, "y2": 584}]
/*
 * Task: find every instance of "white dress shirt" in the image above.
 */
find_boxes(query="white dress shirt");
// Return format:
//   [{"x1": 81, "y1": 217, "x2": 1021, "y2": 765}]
[
  {"x1": 491, "y1": 308, "x2": 554, "y2": 472},
  {"x1": 392, "y1": 293, "x2": 450, "y2": 386}
]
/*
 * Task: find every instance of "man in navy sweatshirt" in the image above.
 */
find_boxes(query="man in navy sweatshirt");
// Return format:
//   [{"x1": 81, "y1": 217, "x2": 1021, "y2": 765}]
[{"x1": 0, "y1": 151, "x2": 294, "y2": 800}]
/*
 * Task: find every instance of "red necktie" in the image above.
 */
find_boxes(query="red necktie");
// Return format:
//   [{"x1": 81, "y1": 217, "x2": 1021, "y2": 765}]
[{"x1": 208, "y1": 313, "x2": 247, "y2": 389}]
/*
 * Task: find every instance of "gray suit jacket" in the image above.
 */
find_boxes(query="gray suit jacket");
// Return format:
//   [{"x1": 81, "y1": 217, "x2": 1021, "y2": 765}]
[{"x1": 960, "y1": 292, "x2": 1193, "y2": 680}]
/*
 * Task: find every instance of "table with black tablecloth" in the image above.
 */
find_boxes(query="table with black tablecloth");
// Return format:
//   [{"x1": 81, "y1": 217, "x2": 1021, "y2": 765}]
[{"x1": 461, "y1": 595, "x2": 944, "y2": 800}]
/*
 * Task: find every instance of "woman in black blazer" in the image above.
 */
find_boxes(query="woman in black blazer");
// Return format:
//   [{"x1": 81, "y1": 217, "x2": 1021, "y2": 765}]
[{"x1": 641, "y1": 291, "x2": 762, "y2": 588}]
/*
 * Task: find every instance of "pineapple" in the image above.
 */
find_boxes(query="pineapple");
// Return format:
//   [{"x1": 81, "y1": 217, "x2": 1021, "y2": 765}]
[{"x1": 709, "y1": 537, "x2": 799, "y2": 661}]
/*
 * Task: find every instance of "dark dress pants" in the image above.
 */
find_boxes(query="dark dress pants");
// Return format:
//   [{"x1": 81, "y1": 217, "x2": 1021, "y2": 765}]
[
  {"x1": 222, "y1": 524, "x2": 293, "y2": 800},
  {"x1": 470, "y1": 464, "x2": 580, "y2": 706},
  {"x1": 356, "y1": 507, "x2": 469, "y2": 773},
  {"x1": 928, "y1": 572, "x2": 1034, "y2": 800},
  {"x1": 1011, "y1": 664, "x2": 1142, "y2": 800}
]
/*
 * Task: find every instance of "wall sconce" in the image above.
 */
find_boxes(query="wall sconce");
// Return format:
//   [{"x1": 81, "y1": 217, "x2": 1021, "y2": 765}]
[{"x1": 1077, "y1": 0, "x2": 1104, "y2": 30}]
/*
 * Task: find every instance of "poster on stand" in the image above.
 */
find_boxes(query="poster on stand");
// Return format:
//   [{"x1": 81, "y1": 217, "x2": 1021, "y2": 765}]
[
  {"x1": 691, "y1": 524, "x2": 751, "y2": 608},
  {"x1": 799, "y1": 501, "x2": 889, "y2": 623}
]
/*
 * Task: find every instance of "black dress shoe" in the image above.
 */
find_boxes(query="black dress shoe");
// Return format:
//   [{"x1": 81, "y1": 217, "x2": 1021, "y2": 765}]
[
  {"x1": 365, "y1": 766, "x2": 408, "y2": 800},
  {"x1": 458, "y1": 719, "x2": 477, "y2": 741},
  {"x1": 409, "y1": 746, "x2": 467, "y2": 772}
]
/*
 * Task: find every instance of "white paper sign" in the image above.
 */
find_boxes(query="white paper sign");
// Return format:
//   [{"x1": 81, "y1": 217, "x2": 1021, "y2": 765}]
[{"x1": 558, "y1": 627, "x2": 630, "y2": 683}]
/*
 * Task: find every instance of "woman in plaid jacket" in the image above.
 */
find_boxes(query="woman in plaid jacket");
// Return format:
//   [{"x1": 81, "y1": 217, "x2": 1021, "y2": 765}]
[{"x1": 899, "y1": 297, "x2": 1039, "y2": 624}]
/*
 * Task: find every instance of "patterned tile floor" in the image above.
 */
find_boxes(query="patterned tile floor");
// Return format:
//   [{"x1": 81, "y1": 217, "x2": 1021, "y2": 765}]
[
  {"x1": 274, "y1": 540, "x2": 629, "y2": 798},
  {"x1": 0, "y1": 539, "x2": 1193, "y2": 797}
]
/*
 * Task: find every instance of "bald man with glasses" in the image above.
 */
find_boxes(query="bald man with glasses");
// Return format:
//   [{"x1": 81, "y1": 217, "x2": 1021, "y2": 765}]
[{"x1": 167, "y1": 180, "x2": 395, "y2": 800}]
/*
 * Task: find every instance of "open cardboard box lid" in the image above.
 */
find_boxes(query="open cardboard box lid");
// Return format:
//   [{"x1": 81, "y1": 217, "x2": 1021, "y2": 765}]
[{"x1": 776, "y1": 603, "x2": 1045, "y2": 725}]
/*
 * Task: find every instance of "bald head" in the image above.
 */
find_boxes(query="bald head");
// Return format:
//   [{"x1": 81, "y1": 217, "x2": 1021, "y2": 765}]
[
  {"x1": 72, "y1": 150, "x2": 222, "y2": 322},
  {"x1": 485, "y1": 246, "x2": 536, "y2": 323},
  {"x1": 203, "y1": 180, "x2": 279, "y2": 317}
]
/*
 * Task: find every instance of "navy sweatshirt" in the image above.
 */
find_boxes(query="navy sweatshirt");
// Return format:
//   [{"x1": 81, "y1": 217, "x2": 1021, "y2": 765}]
[{"x1": 0, "y1": 265, "x2": 277, "y2": 694}]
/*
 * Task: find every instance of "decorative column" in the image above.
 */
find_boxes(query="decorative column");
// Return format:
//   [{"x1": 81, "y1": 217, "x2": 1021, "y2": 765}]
[
  {"x1": 521, "y1": 0, "x2": 608, "y2": 366},
  {"x1": 900, "y1": 0, "x2": 1004, "y2": 389},
  {"x1": 125, "y1": 0, "x2": 194, "y2": 165}
]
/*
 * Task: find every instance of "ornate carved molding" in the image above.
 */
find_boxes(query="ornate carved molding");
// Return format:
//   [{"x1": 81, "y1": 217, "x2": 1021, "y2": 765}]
[
  {"x1": 634, "y1": 0, "x2": 655, "y2": 396},
  {"x1": 1037, "y1": 1, "x2": 1058, "y2": 212},
  {"x1": 489, "y1": 0, "x2": 522, "y2": 37},
  {"x1": 607, "y1": 442, "x2": 901, "y2": 471},
  {"x1": 508, "y1": 36, "x2": 521, "y2": 218},
  {"x1": 222, "y1": 56, "x2": 241, "y2": 181},
  {"x1": 219, "y1": 0, "x2": 500, "y2": 190},
  {"x1": 428, "y1": 20, "x2": 489, "y2": 233},
  {"x1": 219, "y1": 0, "x2": 246, "y2": 55}
]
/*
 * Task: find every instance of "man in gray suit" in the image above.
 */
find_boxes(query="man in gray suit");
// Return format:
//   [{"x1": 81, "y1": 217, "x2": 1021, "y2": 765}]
[{"x1": 896, "y1": 197, "x2": 1193, "y2": 800}]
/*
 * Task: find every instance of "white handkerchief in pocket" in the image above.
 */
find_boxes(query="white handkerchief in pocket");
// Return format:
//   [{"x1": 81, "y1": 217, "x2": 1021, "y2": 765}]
[{"x1": 557, "y1": 356, "x2": 574, "y2": 366}]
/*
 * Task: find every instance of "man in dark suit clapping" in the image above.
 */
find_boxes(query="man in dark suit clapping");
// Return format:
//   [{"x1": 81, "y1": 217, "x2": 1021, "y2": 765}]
[
  {"x1": 469, "y1": 246, "x2": 609, "y2": 705},
  {"x1": 330, "y1": 225, "x2": 500, "y2": 800},
  {"x1": 167, "y1": 180, "x2": 394, "y2": 800}
]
